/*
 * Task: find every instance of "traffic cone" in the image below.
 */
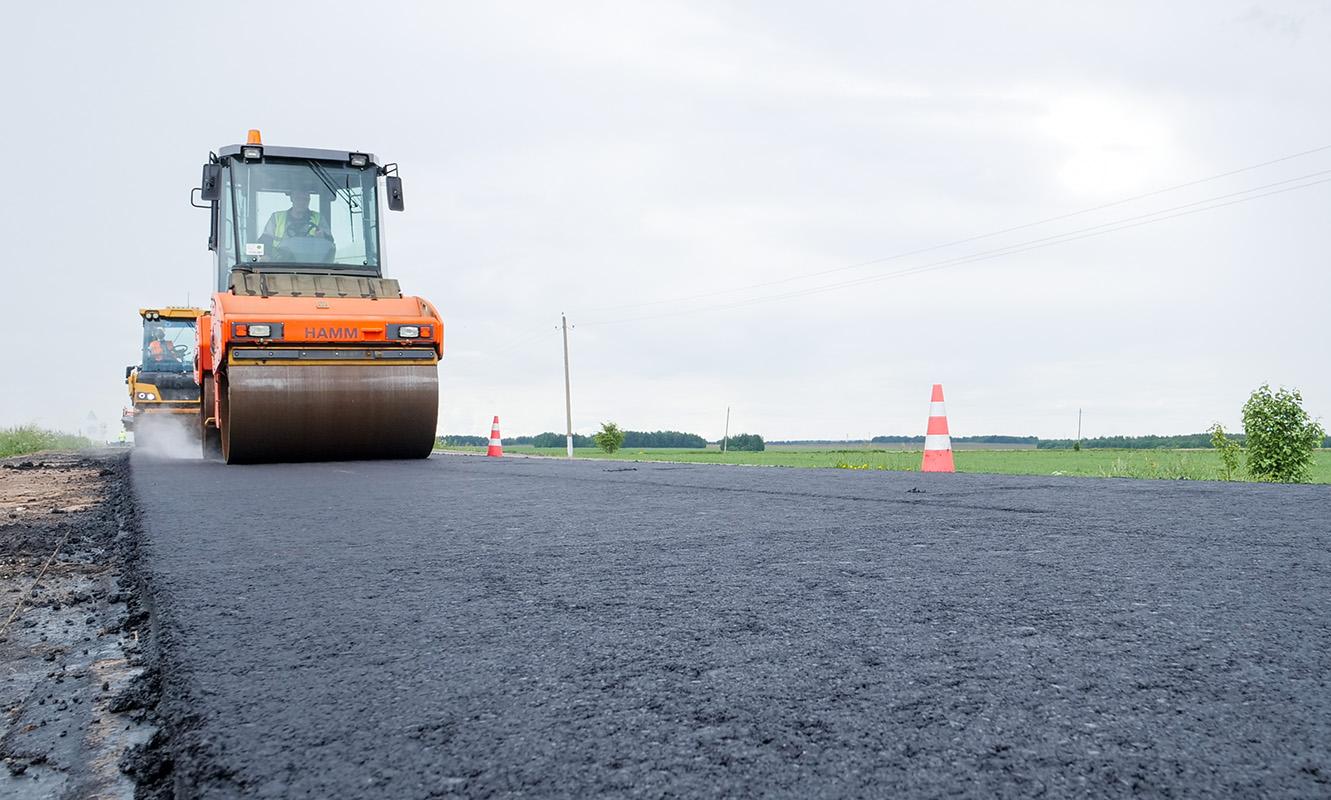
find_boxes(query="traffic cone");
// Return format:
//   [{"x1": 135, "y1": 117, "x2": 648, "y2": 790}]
[
  {"x1": 921, "y1": 384, "x2": 955, "y2": 473},
  {"x1": 487, "y1": 416, "x2": 503, "y2": 457}
]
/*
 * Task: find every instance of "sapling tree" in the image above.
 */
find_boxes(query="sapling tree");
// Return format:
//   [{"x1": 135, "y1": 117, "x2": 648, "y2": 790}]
[{"x1": 1241, "y1": 385, "x2": 1324, "y2": 483}]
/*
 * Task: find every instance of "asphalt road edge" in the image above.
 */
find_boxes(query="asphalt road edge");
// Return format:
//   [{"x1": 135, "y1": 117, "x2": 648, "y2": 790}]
[
  {"x1": 123, "y1": 455, "x2": 255, "y2": 799},
  {"x1": 110, "y1": 456, "x2": 174, "y2": 799}
]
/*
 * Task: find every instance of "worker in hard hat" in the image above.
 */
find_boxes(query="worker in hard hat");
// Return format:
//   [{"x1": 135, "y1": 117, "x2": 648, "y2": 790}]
[{"x1": 258, "y1": 190, "x2": 332, "y2": 260}]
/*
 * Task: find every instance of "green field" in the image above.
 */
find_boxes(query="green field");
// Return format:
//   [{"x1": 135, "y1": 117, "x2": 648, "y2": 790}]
[
  {"x1": 0, "y1": 426, "x2": 92, "y2": 459},
  {"x1": 436, "y1": 444, "x2": 1331, "y2": 484}
]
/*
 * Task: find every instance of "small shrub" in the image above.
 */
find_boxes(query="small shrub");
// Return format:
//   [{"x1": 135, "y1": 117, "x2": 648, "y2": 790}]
[
  {"x1": 1241, "y1": 384, "x2": 1325, "y2": 483},
  {"x1": 1207, "y1": 423, "x2": 1242, "y2": 481},
  {"x1": 593, "y1": 421, "x2": 625, "y2": 454}
]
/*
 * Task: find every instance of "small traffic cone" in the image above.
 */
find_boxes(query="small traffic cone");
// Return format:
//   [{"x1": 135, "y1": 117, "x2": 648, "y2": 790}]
[
  {"x1": 921, "y1": 384, "x2": 955, "y2": 473},
  {"x1": 486, "y1": 416, "x2": 504, "y2": 457}
]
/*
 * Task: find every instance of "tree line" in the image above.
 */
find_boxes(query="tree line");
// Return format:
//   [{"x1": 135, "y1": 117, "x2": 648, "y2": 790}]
[
  {"x1": 440, "y1": 429, "x2": 748, "y2": 450},
  {"x1": 1035, "y1": 434, "x2": 1221, "y2": 449},
  {"x1": 442, "y1": 429, "x2": 1329, "y2": 452},
  {"x1": 869, "y1": 435, "x2": 1039, "y2": 445}
]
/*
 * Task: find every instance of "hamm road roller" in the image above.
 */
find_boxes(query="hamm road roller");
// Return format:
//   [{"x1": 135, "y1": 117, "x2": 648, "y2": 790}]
[{"x1": 194, "y1": 130, "x2": 442, "y2": 463}]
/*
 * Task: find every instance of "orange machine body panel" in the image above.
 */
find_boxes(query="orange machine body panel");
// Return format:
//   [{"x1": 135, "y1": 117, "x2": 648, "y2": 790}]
[
  {"x1": 207, "y1": 293, "x2": 444, "y2": 365},
  {"x1": 195, "y1": 312, "x2": 213, "y2": 380}
]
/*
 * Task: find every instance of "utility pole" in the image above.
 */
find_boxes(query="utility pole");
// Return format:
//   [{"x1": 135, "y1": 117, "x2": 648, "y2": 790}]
[
  {"x1": 561, "y1": 313, "x2": 574, "y2": 459},
  {"x1": 722, "y1": 406, "x2": 730, "y2": 453},
  {"x1": 1077, "y1": 408, "x2": 1083, "y2": 448}
]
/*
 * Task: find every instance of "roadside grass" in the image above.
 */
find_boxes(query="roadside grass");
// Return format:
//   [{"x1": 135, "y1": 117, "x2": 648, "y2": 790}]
[
  {"x1": 435, "y1": 443, "x2": 1331, "y2": 484},
  {"x1": 0, "y1": 426, "x2": 93, "y2": 458}
]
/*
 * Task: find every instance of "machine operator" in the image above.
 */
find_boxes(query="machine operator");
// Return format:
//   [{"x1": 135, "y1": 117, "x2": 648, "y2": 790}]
[
  {"x1": 257, "y1": 190, "x2": 332, "y2": 258},
  {"x1": 146, "y1": 328, "x2": 178, "y2": 364}
]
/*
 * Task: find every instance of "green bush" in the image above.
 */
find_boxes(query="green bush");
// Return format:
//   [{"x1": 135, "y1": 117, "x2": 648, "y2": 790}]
[
  {"x1": 594, "y1": 421, "x2": 626, "y2": 454},
  {"x1": 1241, "y1": 384, "x2": 1325, "y2": 483},
  {"x1": 725, "y1": 433, "x2": 765, "y2": 452}
]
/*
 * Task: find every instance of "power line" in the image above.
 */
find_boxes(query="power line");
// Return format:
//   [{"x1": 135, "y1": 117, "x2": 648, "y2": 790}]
[
  {"x1": 486, "y1": 326, "x2": 558, "y2": 356},
  {"x1": 575, "y1": 142, "x2": 1331, "y2": 315},
  {"x1": 579, "y1": 172, "x2": 1331, "y2": 326}
]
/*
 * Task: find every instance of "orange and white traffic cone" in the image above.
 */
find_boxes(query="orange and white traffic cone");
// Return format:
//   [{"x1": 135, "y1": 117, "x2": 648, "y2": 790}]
[
  {"x1": 486, "y1": 416, "x2": 503, "y2": 457},
  {"x1": 921, "y1": 384, "x2": 955, "y2": 473}
]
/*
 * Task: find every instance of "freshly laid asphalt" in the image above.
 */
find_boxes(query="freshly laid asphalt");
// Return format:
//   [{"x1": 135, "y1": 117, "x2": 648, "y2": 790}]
[{"x1": 129, "y1": 453, "x2": 1331, "y2": 798}]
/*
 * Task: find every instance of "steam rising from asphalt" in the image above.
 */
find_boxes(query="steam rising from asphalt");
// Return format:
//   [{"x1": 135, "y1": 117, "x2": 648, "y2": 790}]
[{"x1": 134, "y1": 415, "x2": 201, "y2": 460}]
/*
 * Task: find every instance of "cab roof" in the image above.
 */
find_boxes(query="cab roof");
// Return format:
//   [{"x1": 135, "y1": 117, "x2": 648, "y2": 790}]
[
  {"x1": 218, "y1": 144, "x2": 378, "y2": 165},
  {"x1": 140, "y1": 307, "x2": 204, "y2": 320}
]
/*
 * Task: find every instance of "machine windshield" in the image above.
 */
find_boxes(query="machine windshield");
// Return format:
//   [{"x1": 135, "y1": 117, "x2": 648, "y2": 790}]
[
  {"x1": 223, "y1": 158, "x2": 381, "y2": 272},
  {"x1": 142, "y1": 319, "x2": 196, "y2": 373}
]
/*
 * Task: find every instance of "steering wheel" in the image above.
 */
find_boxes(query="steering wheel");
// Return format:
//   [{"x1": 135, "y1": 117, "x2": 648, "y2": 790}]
[{"x1": 273, "y1": 236, "x2": 336, "y2": 263}]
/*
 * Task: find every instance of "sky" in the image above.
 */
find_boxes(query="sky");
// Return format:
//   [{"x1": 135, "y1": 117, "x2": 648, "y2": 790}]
[{"x1": 1, "y1": 1, "x2": 1327, "y2": 442}]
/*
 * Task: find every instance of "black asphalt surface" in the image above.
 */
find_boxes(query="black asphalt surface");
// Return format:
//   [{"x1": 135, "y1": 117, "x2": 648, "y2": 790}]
[{"x1": 129, "y1": 453, "x2": 1331, "y2": 798}]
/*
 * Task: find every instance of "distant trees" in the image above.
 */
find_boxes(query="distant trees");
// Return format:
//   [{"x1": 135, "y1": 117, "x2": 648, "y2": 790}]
[
  {"x1": 871, "y1": 435, "x2": 1038, "y2": 445},
  {"x1": 528, "y1": 432, "x2": 594, "y2": 448},
  {"x1": 622, "y1": 430, "x2": 707, "y2": 448},
  {"x1": 1040, "y1": 433, "x2": 1331, "y2": 450},
  {"x1": 514, "y1": 430, "x2": 708, "y2": 449},
  {"x1": 724, "y1": 433, "x2": 765, "y2": 452},
  {"x1": 437, "y1": 435, "x2": 488, "y2": 447},
  {"x1": 1036, "y1": 434, "x2": 1222, "y2": 450}
]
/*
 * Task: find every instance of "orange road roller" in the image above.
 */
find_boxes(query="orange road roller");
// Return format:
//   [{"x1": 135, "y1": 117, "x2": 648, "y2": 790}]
[{"x1": 193, "y1": 130, "x2": 442, "y2": 463}]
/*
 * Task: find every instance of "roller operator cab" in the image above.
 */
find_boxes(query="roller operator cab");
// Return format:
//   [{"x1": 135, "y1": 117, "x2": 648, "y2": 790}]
[
  {"x1": 195, "y1": 130, "x2": 443, "y2": 463},
  {"x1": 125, "y1": 307, "x2": 204, "y2": 442}
]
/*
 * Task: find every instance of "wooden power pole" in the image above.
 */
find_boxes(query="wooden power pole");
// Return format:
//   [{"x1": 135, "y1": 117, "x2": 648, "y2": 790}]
[{"x1": 562, "y1": 313, "x2": 574, "y2": 459}]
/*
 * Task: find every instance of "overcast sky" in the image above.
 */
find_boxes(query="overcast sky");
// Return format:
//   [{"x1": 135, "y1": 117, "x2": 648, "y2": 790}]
[{"x1": 1, "y1": 1, "x2": 1327, "y2": 441}]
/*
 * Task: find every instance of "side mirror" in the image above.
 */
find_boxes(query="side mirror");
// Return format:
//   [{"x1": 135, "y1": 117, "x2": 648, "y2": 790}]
[
  {"x1": 386, "y1": 175, "x2": 405, "y2": 211},
  {"x1": 200, "y1": 164, "x2": 222, "y2": 202},
  {"x1": 125, "y1": 365, "x2": 134, "y2": 382}
]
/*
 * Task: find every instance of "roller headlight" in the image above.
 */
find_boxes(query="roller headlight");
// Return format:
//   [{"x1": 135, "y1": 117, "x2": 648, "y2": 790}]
[
  {"x1": 233, "y1": 322, "x2": 281, "y2": 339},
  {"x1": 397, "y1": 325, "x2": 420, "y2": 338}
]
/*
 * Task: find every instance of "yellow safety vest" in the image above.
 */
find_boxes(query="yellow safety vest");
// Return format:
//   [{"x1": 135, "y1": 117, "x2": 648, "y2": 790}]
[{"x1": 274, "y1": 210, "x2": 321, "y2": 239}]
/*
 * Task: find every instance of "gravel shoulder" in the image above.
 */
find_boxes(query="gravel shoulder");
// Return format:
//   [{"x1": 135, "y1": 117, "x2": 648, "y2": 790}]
[
  {"x1": 0, "y1": 451, "x2": 157, "y2": 799},
  {"x1": 131, "y1": 454, "x2": 1331, "y2": 798}
]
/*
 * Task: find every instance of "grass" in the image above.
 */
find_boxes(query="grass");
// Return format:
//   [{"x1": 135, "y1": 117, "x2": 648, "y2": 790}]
[
  {"x1": 436, "y1": 443, "x2": 1331, "y2": 484},
  {"x1": 0, "y1": 425, "x2": 93, "y2": 458}
]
